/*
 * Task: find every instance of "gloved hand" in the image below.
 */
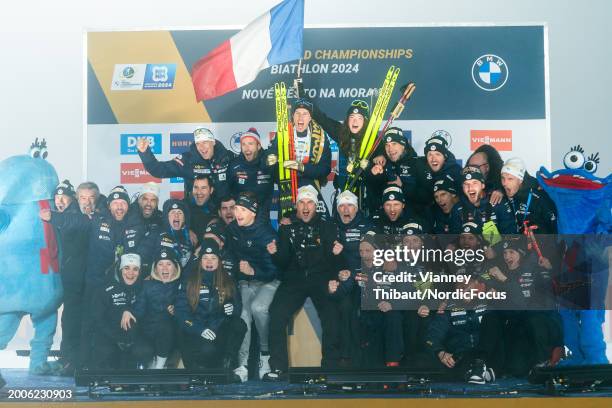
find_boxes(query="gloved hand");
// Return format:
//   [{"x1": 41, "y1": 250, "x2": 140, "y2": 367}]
[
  {"x1": 267, "y1": 154, "x2": 278, "y2": 166},
  {"x1": 224, "y1": 303, "x2": 234, "y2": 316},
  {"x1": 201, "y1": 328, "x2": 216, "y2": 341},
  {"x1": 359, "y1": 159, "x2": 369, "y2": 170},
  {"x1": 283, "y1": 160, "x2": 304, "y2": 172}
]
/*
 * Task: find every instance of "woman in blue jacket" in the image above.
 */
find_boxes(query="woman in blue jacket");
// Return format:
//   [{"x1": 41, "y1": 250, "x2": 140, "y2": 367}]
[
  {"x1": 174, "y1": 238, "x2": 246, "y2": 379},
  {"x1": 133, "y1": 249, "x2": 181, "y2": 369}
]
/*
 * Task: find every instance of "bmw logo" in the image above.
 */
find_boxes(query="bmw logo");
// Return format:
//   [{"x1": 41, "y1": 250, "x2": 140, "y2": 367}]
[
  {"x1": 472, "y1": 54, "x2": 509, "y2": 91},
  {"x1": 230, "y1": 132, "x2": 242, "y2": 154},
  {"x1": 466, "y1": 174, "x2": 472, "y2": 180},
  {"x1": 113, "y1": 193, "x2": 119, "y2": 199}
]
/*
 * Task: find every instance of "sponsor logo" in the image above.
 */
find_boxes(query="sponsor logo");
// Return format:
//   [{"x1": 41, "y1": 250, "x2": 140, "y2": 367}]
[
  {"x1": 120, "y1": 133, "x2": 161, "y2": 155},
  {"x1": 230, "y1": 131, "x2": 242, "y2": 154},
  {"x1": 111, "y1": 63, "x2": 176, "y2": 91},
  {"x1": 120, "y1": 163, "x2": 161, "y2": 184},
  {"x1": 470, "y1": 130, "x2": 513, "y2": 151},
  {"x1": 170, "y1": 133, "x2": 193, "y2": 154},
  {"x1": 143, "y1": 64, "x2": 176, "y2": 90},
  {"x1": 472, "y1": 54, "x2": 509, "y2": 91},
  {"x1": 122, "y1": 66, "x2": 135, "y2": 78},
  {"x1": 111, "y1": 64, "x2": 146, "y2": 90},
  {"x1": 170, "y1": 177, "x2": 184, "y2": 184},
  {"x1": 170, "y1": 191, "x2": 184, "y2": 200}
]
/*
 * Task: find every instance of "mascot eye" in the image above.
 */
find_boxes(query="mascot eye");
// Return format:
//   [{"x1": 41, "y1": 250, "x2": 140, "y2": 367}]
[
  {"x1": 563, "y1": 150, "x2": 585, "y2": 169},
  {"x1": 29, "y1": 147, "x2": 41, "y2": 158},
  {"x1": 40, "y1": 147, "x2": 48, "y2": 159},
  {"x1": 583, "y1": 160, "x2": 598, "y2": 174}
]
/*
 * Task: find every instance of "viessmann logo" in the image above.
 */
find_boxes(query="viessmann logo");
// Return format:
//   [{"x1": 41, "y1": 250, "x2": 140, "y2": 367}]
[
  {"x1": 470, "y1": 130, "x2": 513, "y2": 151},
  {"x1": 120, "y1": 163, "x2": 161, "y2": 184}
]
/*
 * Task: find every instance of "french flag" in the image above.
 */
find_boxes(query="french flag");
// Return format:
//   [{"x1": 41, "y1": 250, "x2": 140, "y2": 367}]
[{"x1": 192, "y1": 0, "x2": 304, "y2": 101}]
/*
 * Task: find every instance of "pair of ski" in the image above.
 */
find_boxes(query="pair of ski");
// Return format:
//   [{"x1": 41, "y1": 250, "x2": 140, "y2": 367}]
[
  {"x1": 274, "y1": 82, "x2": 298, "y2": 218},
  {"x1": 344, "y1": 66, "x2": 416, "y2": 192}
]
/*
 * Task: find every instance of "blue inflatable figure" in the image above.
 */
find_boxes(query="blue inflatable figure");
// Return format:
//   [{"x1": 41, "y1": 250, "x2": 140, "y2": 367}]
[
  {"x1": 0, "y1": 139, "x2": 62, "y2": 376},
  {"x1": 538, "y1": 145, "x2": 611, "y2": 365}
]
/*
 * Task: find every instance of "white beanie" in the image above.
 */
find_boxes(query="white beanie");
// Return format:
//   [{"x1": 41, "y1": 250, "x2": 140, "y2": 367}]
[
  {"x1": 140, "y1": 182, "x2": 160, "y2": 198},
  {"x1": 193, "y1": 127, "x2": 215, "y2": 143},
  {"x1": 501, "y1": 157, "x2": 526, "y2": 181},
  {"x1": 120, "y1": 253, "x2": 141, "y2": 269},
  {"x1": 297, "y1": 185, "x2": 318, "y2": 204},
  {"x1": 336, "y1": 190, "x2": 358, "y2": 209}
]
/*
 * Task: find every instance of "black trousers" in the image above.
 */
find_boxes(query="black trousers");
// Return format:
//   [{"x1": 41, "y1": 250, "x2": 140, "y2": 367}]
[
  {"x1": 141, "y1": 317, "x2": 176, "y2": 358},
  {"x1": 402, "y1": 312, "x2": 430, "y2": 363},
  {"x1": 336, "y1": 292, "x2": 361, "y2": 364},
  {"x1": 180, "y1": 316, "x2": 247, "y2": 369},
  {"x1": 91, "y1": 323, "x2": 154, "y2": 369},
  {"x1": 59, "y1": 282, "x2": 83, "y2": 367},
  {"x1": 78, "y1": 285, "x2": 96, "y2": 369},
  {"x1": 359, "y1": 310, "x2": 404, "y2": 366},
  {"x1": 268, "y1": 280, "x2": 340, "y2": 371},
  {"x1": 479, "y1": 310, "x2": 563, "y2": 376}
]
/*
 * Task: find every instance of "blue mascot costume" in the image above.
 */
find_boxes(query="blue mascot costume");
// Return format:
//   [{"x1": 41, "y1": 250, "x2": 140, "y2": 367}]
[
  {"x1": 0, "y1": 139, "x2": 62, "y2": 376},
  {"x1": 538, "y1": 145, "x2": 611, "y2": 365}
]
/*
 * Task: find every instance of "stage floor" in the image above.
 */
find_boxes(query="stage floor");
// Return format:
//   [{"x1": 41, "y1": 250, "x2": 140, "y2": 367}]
[{"x1": 1, "y1": 368, "x2": 612, "y2": 404}]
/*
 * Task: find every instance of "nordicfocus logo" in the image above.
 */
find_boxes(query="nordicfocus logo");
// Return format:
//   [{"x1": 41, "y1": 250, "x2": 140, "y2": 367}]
[
  {"x1": 472, "y1": 54, "x2": 509, "y2": 91},
  {"x1": 470, "y1": 130, "x2": 513, "y2": 151},
  {"x1": 120, "y1": 163, "x2": 161, "y2": 184}
]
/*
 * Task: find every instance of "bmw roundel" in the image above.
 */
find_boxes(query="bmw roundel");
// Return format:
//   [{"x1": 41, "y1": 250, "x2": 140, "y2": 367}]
[
  {"x1": 472, "y1": 54, "x2": 509, "y2": 91},
  {"x1": 230, "y1": 132, "x2": 242, "y2": 154}
]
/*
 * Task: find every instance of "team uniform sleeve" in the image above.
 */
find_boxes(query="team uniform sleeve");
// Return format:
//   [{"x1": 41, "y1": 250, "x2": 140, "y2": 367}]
[
  {"x1": 311, "y1": 104, "x2": 344, "y2": 144},
  {"x1": 49, "y1": 211, "x2": 91, "y2": 234},
  {"x1": 494, "y1": 201, "x2": 518, "y2": 234},
  {"x1": 424, "y1": 312, "x2": 451, "y2": 355},
  {"x1": 174, "y1": 286, "x2": 205, "y2": 337},
  {"x1": 271, "y1": 224, "x2": 293, "y2": 272},
  {"x1": 138, "y1": 146, "x2": 187, "y2": 179}
]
